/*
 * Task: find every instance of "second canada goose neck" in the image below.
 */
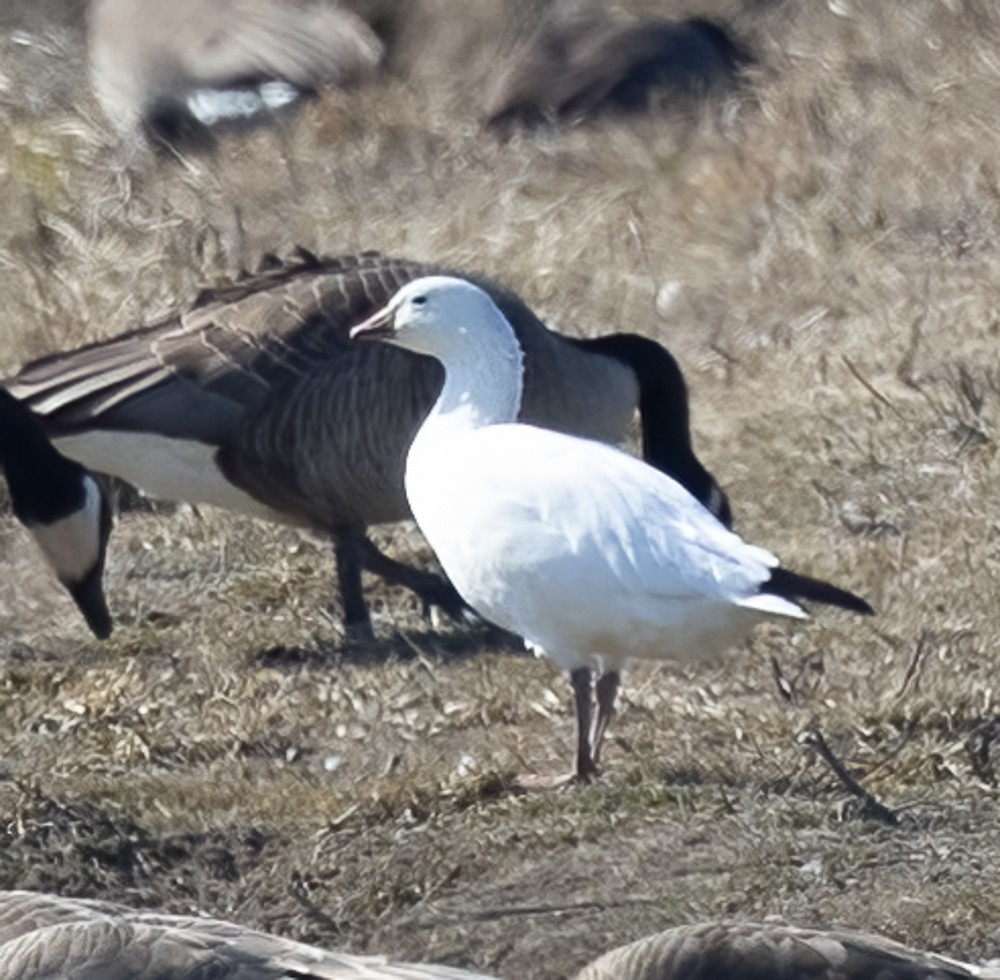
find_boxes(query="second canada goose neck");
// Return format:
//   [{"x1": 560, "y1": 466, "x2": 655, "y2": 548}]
[{"x1": 573, "y1": 333, "x2": 732, "y2": 526}]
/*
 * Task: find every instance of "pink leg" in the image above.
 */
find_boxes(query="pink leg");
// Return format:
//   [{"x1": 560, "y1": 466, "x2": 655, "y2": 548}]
[
  {"x1": 571, "y1": 667, "x2": 598, "y2": 782},
  {"x1": 591, "y1": 670, "x2": 620, "y2": 768}
]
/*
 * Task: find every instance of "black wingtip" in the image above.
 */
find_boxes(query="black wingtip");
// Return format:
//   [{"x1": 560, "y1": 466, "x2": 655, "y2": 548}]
[{"x1": 763, "y1": 567, "x2": 875, "y2": 617}]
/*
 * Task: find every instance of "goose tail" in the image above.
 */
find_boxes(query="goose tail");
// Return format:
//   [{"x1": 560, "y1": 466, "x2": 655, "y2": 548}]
[{"x1": 762, "y1": 567, "x2": 874, "y2": 616}]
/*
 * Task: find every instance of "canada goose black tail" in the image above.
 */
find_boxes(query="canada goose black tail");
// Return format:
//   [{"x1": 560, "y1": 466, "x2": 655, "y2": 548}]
[{"x1": 762, "y1": 567, "x2": 874, "y2": 616}]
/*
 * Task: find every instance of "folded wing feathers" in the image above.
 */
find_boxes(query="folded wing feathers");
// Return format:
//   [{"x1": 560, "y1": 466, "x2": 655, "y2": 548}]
[
  {"x1": 0, "y1": 891, "x2": 493, "y2": 979},
  {"x1": 575, "y1": 921, "x2": 993, "y2": 980},
  {"x1": 4, "y1": 253, "x2": 431, "y2": 432},
  {"x1": 461, "y1": 426, "x2": 785, "y2": 609},
  {"x1": 4, "y1": 251, "x2": 569, "y2": 441}
]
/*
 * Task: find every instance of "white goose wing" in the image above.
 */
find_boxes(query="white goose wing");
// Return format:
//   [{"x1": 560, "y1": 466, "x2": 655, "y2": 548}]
[{"x1": 409, "y1": 424, "x2": 801, "y2": 658}]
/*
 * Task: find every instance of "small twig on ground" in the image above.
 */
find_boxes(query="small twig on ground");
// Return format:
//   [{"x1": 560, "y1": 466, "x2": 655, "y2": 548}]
[
  {"x1": 842, "y1": 354, "x2": 907, "y2": 420},
  {"x1": 288, "y1": 872, "x2": 340, "y2": 934},
  {"x1": 841, "y1": 354, "x2": 906, "y2": 421},
  {"x1": 799, "y1": 728, "x2": 898, "y2": 826},
  {"x1": 894, "y1": 630, "x2": 930, "y2": 700},
  {"x1": 404, "y1": 896, "x2": 657, "y2": 927},
  {"x1": 397, "y1": 631, "x2": 438, "y2": 679},
  {"x1": 770, "y1": 655, "x2": 795, "y2": 705}
]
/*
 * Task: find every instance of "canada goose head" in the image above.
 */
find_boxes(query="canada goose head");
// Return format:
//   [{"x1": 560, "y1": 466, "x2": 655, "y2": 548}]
[
  {"x1": 351, "y1": 276, "x2": 521, "y2": 362},
  {"x1": 33, "y1": 474, "x2": 114, "y2": 641},
  {"x1": 0, "y1": 390, "x2": 114, "y2": 639}
]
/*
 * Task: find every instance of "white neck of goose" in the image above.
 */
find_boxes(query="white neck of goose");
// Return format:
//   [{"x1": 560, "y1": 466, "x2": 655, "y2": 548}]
[{"x1": 420, "y1": 312, "x2": 525, "y2": 437}]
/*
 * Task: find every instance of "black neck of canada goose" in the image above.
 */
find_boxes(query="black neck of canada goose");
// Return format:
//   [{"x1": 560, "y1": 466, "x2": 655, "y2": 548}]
[
  {"x1": 570, "y1": 333, "x2": 733, "y2": 528},
  {"x1": 0, "y1": 389, "x2": 91, "y2": 526},
  {"x1": 0, "y1": 389, "x2": 113, "y2": 639}
]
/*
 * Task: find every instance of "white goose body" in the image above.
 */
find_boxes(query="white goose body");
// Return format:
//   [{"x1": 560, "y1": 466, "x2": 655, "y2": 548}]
[
  {"x1": 387, "y1": 281, "x2": 797, "y2": 676},
  {"x1": 408, "y1": 421, "x2": 795, "y2": 677},
  {"x1": 353, "y1": 277, "x2": 873, "y2": 779}
]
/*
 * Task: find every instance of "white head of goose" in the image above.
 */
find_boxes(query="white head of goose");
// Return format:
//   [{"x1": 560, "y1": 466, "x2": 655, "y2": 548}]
[
  {"x1": 351, "y1": 277, "x2": 873, "y2": 781},
  {"x1": 88, "y1": 0, "x2": 383, "y2": 150},
  {"x1": 0, "y1": 390, "x2": 112, "y2": 639},
  {"x1": 5, "y1": 251, "x2": 728, "y2": 643},
  {"x1": 0, "y1": 890, "x2": 495, "y2": 979},
  {"x1": 575, "y1": 920, "x2": 1000, "y2": 980}
]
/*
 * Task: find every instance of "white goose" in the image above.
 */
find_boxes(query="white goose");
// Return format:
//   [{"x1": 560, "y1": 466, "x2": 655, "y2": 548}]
[
  {"x1": 351, "y1": 277, "x2": 874, "y2": 781},
  {"x1": 0, "y1": 389, "x2": 112, "y2": 639}
]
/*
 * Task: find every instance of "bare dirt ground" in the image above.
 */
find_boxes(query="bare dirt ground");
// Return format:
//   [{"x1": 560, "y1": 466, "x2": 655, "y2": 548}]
[{"x1": 1, "y1": 0, "x2": 999, "y2": 976}]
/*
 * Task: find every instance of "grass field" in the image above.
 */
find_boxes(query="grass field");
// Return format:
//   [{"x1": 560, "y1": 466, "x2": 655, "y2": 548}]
[{"x1": 1, "y1": 0, "x2": 999, "y2": 976}]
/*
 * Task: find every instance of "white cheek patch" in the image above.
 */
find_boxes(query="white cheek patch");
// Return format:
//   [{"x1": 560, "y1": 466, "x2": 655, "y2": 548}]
[
  {"x1": 53, "y1": 431, "x2": 286, "y2": 523},
  {"x1": 27, "y1": 477, "x2": 103, "y2": 586}
]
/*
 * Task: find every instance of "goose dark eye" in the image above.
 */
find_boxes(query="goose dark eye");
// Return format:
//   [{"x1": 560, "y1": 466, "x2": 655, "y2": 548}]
[{"x1": 411, "y1": 295, "x2": 427, "y2": 307}]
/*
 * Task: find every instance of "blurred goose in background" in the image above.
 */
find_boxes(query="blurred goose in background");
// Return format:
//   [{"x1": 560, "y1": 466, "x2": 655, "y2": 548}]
[
  {"x1": 486, "y1": 9, "x2": 750, "y2": 129},
  {"x1": 0, "y1": 389, "x2": 112, "y2": 639},
  {"x1": 576, "y1": 920, "x2": 1000, "y2": 979},
  {"x1": 0, "y1": 890, "x2": 495, "y2": 979},
  {"x1": 352, "y1": 278, "x2": 873, "y2": 781},
  {"x1": 5, "y1": 251, "x2": 729, "y2": 642},
  {"x1": 88, "y1": 0, "x2": 383, "y2": 149}
]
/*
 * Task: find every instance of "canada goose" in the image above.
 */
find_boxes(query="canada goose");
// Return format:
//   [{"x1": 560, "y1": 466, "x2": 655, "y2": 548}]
[
  {"x1": 0, "y1": 389, "x2": 112, "y2": 639},
  {"x1": 88, "y1": 0, "x2": 383, "y2": 149},
  {"x1": 351, "y1": 277, "x2": 873, "y2": 781},
  {"x1": 0, "y1": 890, "x2": 495, "y2": 979},
  {"x1": 575, "y1": 921, "x2": 1000, "y2": 979},
  {"x1": 486, "y1": 11, "x2": 750, "y2": 129},
  {"x1": 5, "y1": 250, "x2": 730, "y2": 641}
]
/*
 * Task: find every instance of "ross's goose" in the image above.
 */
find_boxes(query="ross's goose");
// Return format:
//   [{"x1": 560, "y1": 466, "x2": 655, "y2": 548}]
[{"x1": 351, "y1": 277, "x2": 874, "y2": 780}]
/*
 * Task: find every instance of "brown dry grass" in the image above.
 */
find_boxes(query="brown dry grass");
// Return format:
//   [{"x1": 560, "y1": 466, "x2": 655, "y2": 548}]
[{"x1": 1, "y1": 0, "x2": 1000, "y2": 976}]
